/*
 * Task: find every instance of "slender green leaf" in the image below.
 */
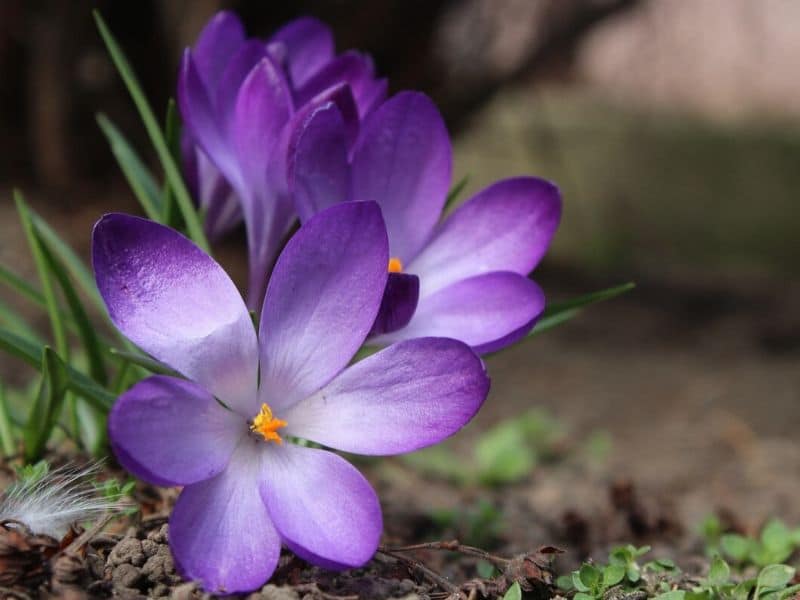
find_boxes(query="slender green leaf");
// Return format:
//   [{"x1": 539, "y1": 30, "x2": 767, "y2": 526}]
[
  {"x1": 0, "y1": 382, "x2": 16, "y2": 457},
  {"x1": 0, "y1": 263, "x2": 42, "y2": 305},
  {"x1": 0, "y1": 297, "x2": 42, "y2": 343},
  {"x1": 37, "y1": 236, "x2": 108, "y2": 384},
  {"x1": 0, "y1": 329, "x2": 115, "y2": 412},
  {"x1": 97, "y1": 112, "x2": 162, "y2": 221},
  {"x1": 94, "y1": 11, "x2": 209, "y2": 252},
  {"x1": 31, "y1": 210, "x2": 103, "y2": 310},
  {"x1": 76, "y1": 397, "x2": 107, "y2": 457},
  {"x1": 528, "y1": 282, "x2": 635, "y2": 338},
  {"x1": 528, "y1": 306, "x2": 581, "y2": 337},
  {"x1": 543, "y1": 281, "x2": 635, "y2": 317},
  {"x1": 0, "y1": 263, "x2": 81, "y2": 332},
  {"x1": 0, "y1": 326, "x2": 42, "y2": 365},
  {"x1": 109, "y1": 347, "x2": 178, "y2": 376},
  {"x1": 15, "y1": 191, "x2": 68, "y2": 358},
  {"x1": 23, "y1": 347, "x2": 69, "y2": 461},
  {"x1": 161, "y1": 99, "x2": 183, "y2": 227},
  {"x1": 444, "y1": 175, "x2": 470, "y2": 212}
]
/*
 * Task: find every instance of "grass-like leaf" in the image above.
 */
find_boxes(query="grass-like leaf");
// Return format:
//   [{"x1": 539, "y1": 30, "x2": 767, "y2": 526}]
[
  {"x1": 0, "y1": 297, "x2": 42, "y2": 344},
  {"x1": 0, "y1": 263, "x2": 42, "y2": 305},
  {"x1": 31, "y1": 211, "x2": 102, "y2": 311},
  {"x1": 109, "y1": 347, "x2": 179, "y2": 377},
  {"x1": 0, "y1": 381, "x2": 16, "y2": 457},
  {"x1": 94, "y1": 10, "x2": 209, "y2": 252},
  {"x1": 15, "y1": 191, "x2": 68, "y2": 358},
  {"x1": 529, "y1": 282, "x2": 635, "y2": 338},
  {"x1": 23, "y1": 348, "x2": 69, "y2": 462},
  {"x1": 37, "y1": 237, "x2": 107, "y2": 385},
  {"x1": 444, "y1": 174, "x2": 470, "y2": 213},
  {"x1": 0, "y1": 329, "x2": 115, "y2": 412},
  {"x1": 97, "y1": 113, "x2": 162, "y2": 221},
  {"x1": 161, "y1": 99, "x2": 184, "y2": 227}
]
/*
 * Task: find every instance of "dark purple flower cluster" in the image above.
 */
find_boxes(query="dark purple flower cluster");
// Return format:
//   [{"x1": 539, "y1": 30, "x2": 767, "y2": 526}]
[{"x1": 94, "y1": 12, "x2": 561, "y2": 594}]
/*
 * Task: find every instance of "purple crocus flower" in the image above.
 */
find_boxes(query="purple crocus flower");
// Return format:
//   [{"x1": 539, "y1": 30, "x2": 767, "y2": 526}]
[
  {"x1": 288, "y1": 91, "x2": 562, "y2": 354},
  {"x1": 93, "y1": 202, "x2": 488, "y2": 593},
  {"x1": 179, "y1": 12, "x2": 386, "y2": 308}
]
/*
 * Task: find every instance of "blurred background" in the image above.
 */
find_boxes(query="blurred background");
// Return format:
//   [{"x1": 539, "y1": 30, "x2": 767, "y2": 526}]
[{"x1": 1, "y1": 0, "x2": 799, "y2": 526}]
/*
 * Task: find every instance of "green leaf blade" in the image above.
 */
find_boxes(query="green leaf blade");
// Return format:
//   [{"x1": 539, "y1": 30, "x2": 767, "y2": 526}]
[
  {"x1": 94, "y1": 11, "x2": 209, "y2": 252},
  {"x1": 15, "y1": 191, "x2": 68, "y2": 359},
  {"x1": 0, "y1": 328, "x2": 115, "y2": 413},
  {"x1": 36, "y1": 231, "x2": 108, "y2": 385},
  {"x1": 0, "y1": 382, "x2": 17, "y2": 457},
  {"x1": 23, "y1": 347, "x2": 69, "y2": 462},
  {"x1": 96, "y1": 112, "x2": 163, "y2": 222}
]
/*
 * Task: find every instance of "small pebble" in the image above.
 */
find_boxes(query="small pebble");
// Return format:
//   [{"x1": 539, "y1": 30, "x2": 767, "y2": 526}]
[
  {"x1": 108, "y1": 537, "x2": 145, "y2": 567},
  {"x1": 112, "y1": 563, "x2": 143, "y2": 589}
]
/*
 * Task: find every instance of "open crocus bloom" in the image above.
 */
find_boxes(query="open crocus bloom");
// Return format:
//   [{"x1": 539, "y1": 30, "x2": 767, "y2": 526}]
[
  {"x1": 289, "y1": 91, "x2": 562, "y2": 354},
  {"x1": 93, "y1": 202, "x2": 488, "y2": 594},
  {"x1": 179, "y1": 11, "x2": 386, "y2": 308}
]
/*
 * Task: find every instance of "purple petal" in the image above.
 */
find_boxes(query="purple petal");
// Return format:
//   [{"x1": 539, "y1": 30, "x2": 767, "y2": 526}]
[
  {"x1": 258, "y1": 202, "x2": 388, "y2": 412},
  {"x1": 229, "y1": 58, "x2": 295, "y2": 309},
  {"x1": 351, "y1": 92, "x2": 452, "y2": 263},
  {"x1": 357, "y1": 77, "x2": 388, "y2": 118},
  {"x1": 295, "y1": 51, "x2": 378, "y2": 114},
  {"x1": 269, "y1": 16, "x2": 335, "y2": 88},
  {"x1": 170, "y1": 440, "x2": 280, "y2": 594},
  {"x1": 215, "y1": 41, "x2": 271, "y2": 141},
  {"x1": 285, "y1": 337, "x2": 488, "y2": 455},
  {"x1": 178, "y1": 51, "x2": 238, "y2": 184},
  {"x1": 373, "y1": 272, "x2": 545, "y2": 354},
  {"x1": 408, "y1": 177, "x2": 561, "y2": 297},
  {"x1": 288, "y1": 102, "x2": 351, "y2": 222},
  {"x1": 202, "y1": 173, "x2": 243, "y2": 241},
  {"x1": 92, "y1": 214, "x2": 258, "y2": 413},
  {"x1": 192, "y1": 11, "x2": 246, "y2": 92},
  {"x1": 186, "y1": 146, "x2": 242, "y2": 240},
  {"x1": 261, "y1": 444, "x2": 381, "y2": 569},
  {"x1": 368, "y1": 272, "x2": 419, "y2": 336},
  {"x1": 231, "y1": 58, "x2": 292, "y2": 198},
  {"x1": 109, "y1": 375, "x2": 243, "y2": 487},
  {"x1": 296, "y1": 82, "x2": 361, "y2": 149}
]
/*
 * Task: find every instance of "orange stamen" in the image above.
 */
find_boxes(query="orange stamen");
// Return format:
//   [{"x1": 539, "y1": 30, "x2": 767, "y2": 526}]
[
  {"x1": 388, "y1": 257, "x2": 403, "y2": 273},
  {"x1": 250, "y1": 403, "x2": 287, "y2": 444}
]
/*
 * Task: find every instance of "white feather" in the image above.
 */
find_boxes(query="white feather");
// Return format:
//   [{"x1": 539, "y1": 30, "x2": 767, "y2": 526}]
[{"x1": 0, "y1": 462, "x2": 120, "y2": 538}]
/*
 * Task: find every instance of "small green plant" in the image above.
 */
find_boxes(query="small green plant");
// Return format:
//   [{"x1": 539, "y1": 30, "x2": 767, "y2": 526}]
[
  {"x1": 557, "y1": 544, "x2": 679, "y2": 599},
  {"x1": 701, "y1": 516, "x2": 800, "y2": 568},
  {"x1": 403, "y1": 409, "x2": 567, "y2": 487},
  {"x1": 502, "y1": 581, "x2": 522, "y2": 600},
  {"x1": 686, "y1": 555, "x2": 800, "y2": 600},
  {"x1": 94, "y1": 477, "x2": 138, "y2": 516},
  {"x1": 431, "y1": 499, "x2": 505, "y2": 548},
  {"x1": 14, "y1": 459, "x2": 50, "y2": 484}
]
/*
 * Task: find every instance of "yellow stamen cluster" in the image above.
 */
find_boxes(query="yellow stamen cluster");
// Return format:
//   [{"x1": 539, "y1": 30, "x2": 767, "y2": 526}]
[
  {"x1": 250, "y1": 403, "x2": 287, "y2": 444},
  {"x1": 388, "y1": 257, "x2": 403, "y2": 273}
]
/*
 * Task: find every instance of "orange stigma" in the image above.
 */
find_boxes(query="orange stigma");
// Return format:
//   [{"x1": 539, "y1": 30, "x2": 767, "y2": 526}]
[
  {"x1": 250, "y1": 403, "x2": 287, "y2": 444},
  {"x1": 388, "y1": 257, "x2": 403, "y2": 273}
]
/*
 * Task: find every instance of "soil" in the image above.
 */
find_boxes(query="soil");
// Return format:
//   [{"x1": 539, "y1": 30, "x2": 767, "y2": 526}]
[{"x1": 0, "y1": 190, "x2": 799, "y2": 598}]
